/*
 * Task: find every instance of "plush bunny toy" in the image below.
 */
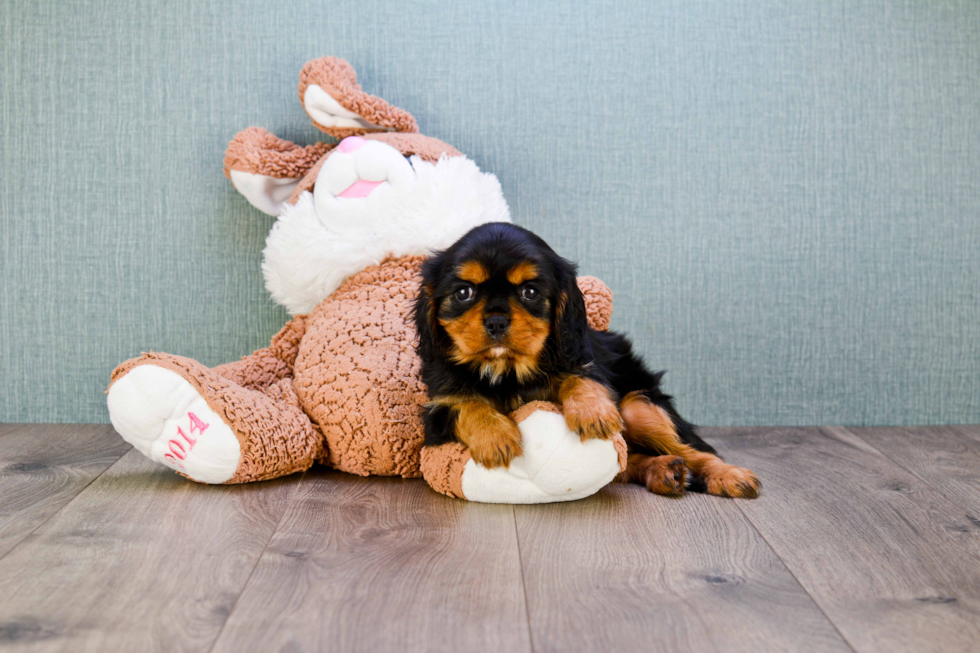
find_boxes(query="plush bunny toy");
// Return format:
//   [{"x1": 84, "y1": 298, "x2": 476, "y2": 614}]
[{"x1": 107, "y1": 57, "x2": 626, "y2": 503}]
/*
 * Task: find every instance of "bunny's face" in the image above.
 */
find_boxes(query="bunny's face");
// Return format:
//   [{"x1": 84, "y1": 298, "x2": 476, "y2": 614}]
[
  {"x1": 262, "y1": 134, "x2": 510, "y2": 315},
  {"x1": 225, "y1": 57, "x2": 512, "y2": 315},
  {"x1": 311, "y1": 136, "x2": 419, "y2": 237}
]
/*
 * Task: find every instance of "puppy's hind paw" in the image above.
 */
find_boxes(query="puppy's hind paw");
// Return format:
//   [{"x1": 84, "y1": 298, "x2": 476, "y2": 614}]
[
  {"x1": 703, "y1": 463, "x2": 761, "y2": 499},
  {"x1": 642, "y1": 455, "x2": 689, "y2": 496}
]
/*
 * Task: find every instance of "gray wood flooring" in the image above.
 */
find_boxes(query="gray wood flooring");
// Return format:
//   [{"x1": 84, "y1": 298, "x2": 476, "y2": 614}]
[{"x1": 1, "y1": 423, "x2": 978, "y2": 653}]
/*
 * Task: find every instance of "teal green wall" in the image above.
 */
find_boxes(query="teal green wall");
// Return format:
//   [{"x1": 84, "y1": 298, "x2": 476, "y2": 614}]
[{"x1": 2, "y1": 0, "x2": 978, "y2": 425}]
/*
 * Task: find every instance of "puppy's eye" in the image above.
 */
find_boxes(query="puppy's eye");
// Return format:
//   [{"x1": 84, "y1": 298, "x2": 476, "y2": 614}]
[
  {"x1": 520, "y1": 286, "x2": 540, "y2": 301},
  {"x1": 454, "y1": 286, "x2": 475, "y2": 302}
]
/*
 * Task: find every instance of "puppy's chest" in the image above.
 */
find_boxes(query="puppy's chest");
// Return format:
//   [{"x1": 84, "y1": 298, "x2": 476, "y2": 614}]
[{"x1": 489, "y1": 379, "x2": 560, "y2": 414}]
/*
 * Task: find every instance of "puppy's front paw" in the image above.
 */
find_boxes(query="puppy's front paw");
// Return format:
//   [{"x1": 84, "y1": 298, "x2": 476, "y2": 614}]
[
  {"x1": 564, "y1": 402, "x2": 624, "y2": 441},
  {"x1": 456, "y1": 403, "x2": 523, "y2": 469},
  {"x1": 463, "y1": 422, "x2": 523, "y2": 469},
  {"x1": 559, "y1": 376, "x2": 624, "y2": 441}
]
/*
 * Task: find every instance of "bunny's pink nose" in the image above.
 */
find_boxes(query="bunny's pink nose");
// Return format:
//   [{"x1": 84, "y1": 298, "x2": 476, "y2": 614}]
[{"x1": 339, "y1": 136, "x2": 366, "y2": 153}]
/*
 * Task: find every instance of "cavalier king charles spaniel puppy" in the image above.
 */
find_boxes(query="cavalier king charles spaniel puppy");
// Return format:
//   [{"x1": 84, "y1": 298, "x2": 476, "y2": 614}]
[{"x1": 413, "y1": 222, "x2": 760, "y2": 498}]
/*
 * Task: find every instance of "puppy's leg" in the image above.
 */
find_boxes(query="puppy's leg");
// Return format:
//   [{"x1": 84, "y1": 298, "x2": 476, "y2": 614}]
[
  {"x1": 619, "y1": 392, "x2": 761, "y2": 499},
  {"x1": 456, "y1": 401, "x2": 523, "y2": 468},
  {"x1": 617, "y1": 453, "x2": 689, "y2": 496},
  {"x1": 559, "y1": 375, "x2": 625, "y2": 441},
  {"x1": 426, "y1": 397, "x2": 523, "y2": 468}
]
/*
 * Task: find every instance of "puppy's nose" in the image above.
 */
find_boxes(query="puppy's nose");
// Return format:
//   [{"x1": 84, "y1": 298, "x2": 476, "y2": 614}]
[{"x1": 484, "y1": 315, "x2": 509, "y2": 340}]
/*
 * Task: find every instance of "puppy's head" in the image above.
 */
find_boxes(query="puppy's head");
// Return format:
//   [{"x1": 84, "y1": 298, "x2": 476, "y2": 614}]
[{"x1": 415, "y1": 223, "x2": 588, "y2": 385}]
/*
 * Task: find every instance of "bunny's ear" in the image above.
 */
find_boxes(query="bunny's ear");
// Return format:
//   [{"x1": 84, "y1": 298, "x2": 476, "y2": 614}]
[{"x1": 299, "y1": 57, "x2": 418, "y2": 139}]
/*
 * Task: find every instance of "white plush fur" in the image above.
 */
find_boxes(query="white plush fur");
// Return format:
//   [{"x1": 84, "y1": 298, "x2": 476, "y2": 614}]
[
  {"x1": 262, "y1": 145, "x2": 511, "y2": 315},
  {"x1": 460, "y1": 410, "x2": 622, "y2": 504},
  {"x1": 107, "y1": 365, "x2": 241, "y2": 484},
  {"x1": 229, "y1": 169, "x2": 301, "y2": 217}
]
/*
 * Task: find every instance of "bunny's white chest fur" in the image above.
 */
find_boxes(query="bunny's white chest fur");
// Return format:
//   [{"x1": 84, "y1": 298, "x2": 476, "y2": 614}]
[{"x1": 262, "y1": 145, "x2": 510, "y2": 315}]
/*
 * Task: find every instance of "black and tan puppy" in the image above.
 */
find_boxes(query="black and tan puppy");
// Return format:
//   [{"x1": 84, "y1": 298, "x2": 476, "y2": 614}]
[{"x1": 413, "y1": 222, "x2": 760, "y2": 498}]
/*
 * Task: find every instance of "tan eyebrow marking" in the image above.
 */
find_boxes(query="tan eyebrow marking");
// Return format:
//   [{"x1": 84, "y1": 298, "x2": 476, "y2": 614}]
[
  {"x1": 507, "y1": 261, "x2": 538, "y2": 285},
  {"x1": 457, "y1": 260, "x2": 490, "y2": 285}
]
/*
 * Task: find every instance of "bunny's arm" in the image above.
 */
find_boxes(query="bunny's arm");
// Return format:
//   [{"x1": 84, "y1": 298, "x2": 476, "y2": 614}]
[{"x1": 578, "y1": 276, "x2": 613, "y2": 331}]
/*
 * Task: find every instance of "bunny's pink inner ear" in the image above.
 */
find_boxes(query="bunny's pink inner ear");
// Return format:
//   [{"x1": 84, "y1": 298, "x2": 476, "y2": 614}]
[{"x1": 298, "y1": 57, "x2": 418, "y2": 139}]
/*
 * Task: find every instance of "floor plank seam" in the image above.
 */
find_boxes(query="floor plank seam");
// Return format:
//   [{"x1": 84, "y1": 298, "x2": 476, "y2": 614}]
[
  {"x1": 512, "y1": 506, "x2": 537, "y2": 653},
  {"x1": 731, "y1": 496, "x2": 861, "y2": 653},
  {"x1": 0, "y1": 442, "x2": 132, "y2": 565},
  {"x1": 719, "y1": 427, "x2": 859, "y2": 643},
  {"x1": 205, "y1": 470, "x2": 308, "y2": 653}
]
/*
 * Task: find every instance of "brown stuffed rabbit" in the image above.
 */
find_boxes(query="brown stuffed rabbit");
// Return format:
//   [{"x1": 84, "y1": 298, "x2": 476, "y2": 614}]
[{"x1": 107, "y1": 57, "x2": 625, "y2": 503}]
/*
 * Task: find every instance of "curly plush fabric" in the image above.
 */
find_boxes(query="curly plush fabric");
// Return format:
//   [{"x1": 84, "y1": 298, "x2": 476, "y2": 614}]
[
  {"x1": 294, "y1": 256, "x2": 429, "y2": 477},
  {"x1": 299, "y1": 57, "x2": 419, "y2": 138},
  {"x1": 223, "y1": 127, "x2": 335, "y2": 180},
  {"x1": 213, "y1": 316, "x2": 309, "y2": 391},
  {"x1": 418, "y1": 441, "x2": 471, "y2": 499},
  {"x1": 576, "y1": 275, "x2": 614, "y2": 331}
]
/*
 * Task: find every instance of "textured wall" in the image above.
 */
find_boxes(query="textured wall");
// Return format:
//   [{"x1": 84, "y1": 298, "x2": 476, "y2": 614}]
[{"x1": 1, "y1": 0, "x2": 978, "y2": 425}]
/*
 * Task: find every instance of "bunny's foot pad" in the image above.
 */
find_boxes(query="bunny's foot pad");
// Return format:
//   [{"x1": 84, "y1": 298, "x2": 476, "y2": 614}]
[{"x1": 107, "y1": 364, "x2": 242, "y2": 484}]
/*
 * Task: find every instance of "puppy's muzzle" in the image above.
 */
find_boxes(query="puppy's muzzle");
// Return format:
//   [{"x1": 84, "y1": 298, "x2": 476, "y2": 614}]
[{"x1": 484, "y1": 315, "x2": 509, "y2": 341}]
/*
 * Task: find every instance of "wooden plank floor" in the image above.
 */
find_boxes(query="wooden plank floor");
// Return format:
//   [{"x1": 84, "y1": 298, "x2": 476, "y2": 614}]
[{"x1": 1, "y1": 424, "x2": 979, "y2": 653}]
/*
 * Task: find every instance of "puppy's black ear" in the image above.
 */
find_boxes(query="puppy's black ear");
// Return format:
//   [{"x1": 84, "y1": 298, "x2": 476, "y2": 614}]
[
  {"x1": 414, "y1": 253, "x2": 445, "y2": 364},
  {"x1": 553, "y1": 255, "x2": 590, "y2": 364}
]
